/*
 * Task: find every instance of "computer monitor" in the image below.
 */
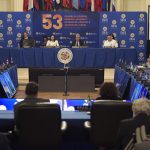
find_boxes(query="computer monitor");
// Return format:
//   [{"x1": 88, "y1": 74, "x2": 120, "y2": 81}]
[
  {"x1": 0, "y1": 72, "x2": 16, "y2": 98},
  {"x1": 63, "y1": 99, "x2": 95, "y2": 111},
  {"x1": 0, "y1": 98, "x2": 24, "y2": 110},
  {"x1": 131, "y1": 83, "x2": 148, "y2": 101}
]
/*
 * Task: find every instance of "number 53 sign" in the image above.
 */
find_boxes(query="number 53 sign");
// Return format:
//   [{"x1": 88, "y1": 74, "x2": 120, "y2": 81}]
[{"x1": 42, "y1": 14, "x2": 63, "y2": 30}]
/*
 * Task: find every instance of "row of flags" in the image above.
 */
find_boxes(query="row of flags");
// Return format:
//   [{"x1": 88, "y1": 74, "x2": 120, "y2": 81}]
[{"x1": 23, "y1": 0, "x2": 117, "y2": 12}]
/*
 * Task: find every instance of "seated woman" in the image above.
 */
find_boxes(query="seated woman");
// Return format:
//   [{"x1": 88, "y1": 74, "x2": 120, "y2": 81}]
[
  {"x1": 46, "y1": 35, "x2": 59, "y2": 47},
  {"x1": 96, "y1": 82, "x2": 121, "y2": 100},
  {"x1": 103, "y1": 34, "x2": 118, "y2": 48},
  {"x1": 116, "y1": 98, "x2": 150, "y2": 149}
]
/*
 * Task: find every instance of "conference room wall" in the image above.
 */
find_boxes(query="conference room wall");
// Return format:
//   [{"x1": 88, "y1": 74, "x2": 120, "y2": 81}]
[{"x1": 0, "y1": 0, "x2": 149, "y2": 12}]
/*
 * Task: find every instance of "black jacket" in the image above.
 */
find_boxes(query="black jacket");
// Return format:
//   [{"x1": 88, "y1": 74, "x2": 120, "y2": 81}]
[
  {"x1": 116, "y1": 113, "x2": 150, "y2": 150},
  {"x1": 71, "y1": 40, "x2": 84, "y2": 47}
]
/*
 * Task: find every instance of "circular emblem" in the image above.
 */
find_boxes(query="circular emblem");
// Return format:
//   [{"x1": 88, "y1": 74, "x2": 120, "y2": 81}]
[
  {"x1": 130, "y1": 20, "x2": 135, "y2": 25},
  {"x1": 17, "y1": 20, "x2": 21, "y2": 25},
  {"x1": 103, "y1": 14, "x2": 107, "y2": 19},
  {"x1": 130, "y1": 33, "x2": 135, "y2": 38},
  {"x1": 103, "y1": 27, "x2": 107, "y2": 31},
  {"x1": 8, "y1": 40, "x2": 12, "y2": 45},
  {"x1": 17, "y1": 33, "x2": 21, "y2": 38},
  {"x1": 139, "y1": 26, "x2": 144, "y2": 32},
  {"x1": 121, "y1": 27, "x2": 126, "y2": 31},
  {"x1": 139, "y1": 13, "x2": 144, "y2": 19},
  {"x1": 26, "y1": 26, "x2": 31, "y2": 31},
  {"x1": 139, "y1": 40, "x2": 144, "y2": 45},
  {"x1": 0, "y1": 20, "x2": 3, "y2": 25},
  {"x1": 121, "y1": 40, "x2": 126, "y2": 45},
  {"x1": 121, "y1": 14, "x2": 126, "y2": 19},
  {"x1": 26, "y1": 14, "x2": 31, "y2": 19},
  {"x1": 57, "y1": 48, "x2": 73, "y2": 64},
  {"x1": 112, "y1": 20, "x2": 117, "y2": 25},
  {"x1": 8, "y1": 27, "x2": 12, "y2": 31},
  {"x1": 7, "y1": 14, "x2": 12, "y2": 19},
  {"x1": 0, "y1": 33, "x2": 3, "y2": 38},
  {"x1": 139, "y1": 52, "x2": 144, "y2": 57}
]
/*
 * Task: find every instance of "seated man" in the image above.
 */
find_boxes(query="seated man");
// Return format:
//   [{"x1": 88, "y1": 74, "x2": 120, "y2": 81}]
[
  {"x1": 20, "y1": 31, "x2": 35, "y2": 48},
  {"x1": 103, "y1": 34, "x2": 118, "y2": 48},
  {"x1": 116, "y1": 98, "x2": 150, "y2": 149},
  {"x1": 14, "y1": 82, "x2": 49, "y2": 121},
  {"x1": 71, "y1": 33, "x2": 85, "y2": 48}
]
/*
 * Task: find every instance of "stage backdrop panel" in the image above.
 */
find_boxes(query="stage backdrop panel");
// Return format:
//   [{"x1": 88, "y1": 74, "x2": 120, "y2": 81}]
[
  {"x1": 0, "y1": 12, "x2": 33, "y2": 48},
  {"x1": 99, "y1": 12, "x2": 147, "y2": 63},
  {"x1": 0, "y1": 11, "x2": 147, "y2": 64},
  {"x1": 33, "y1": 11, "x2": 99, "y2": 48}
]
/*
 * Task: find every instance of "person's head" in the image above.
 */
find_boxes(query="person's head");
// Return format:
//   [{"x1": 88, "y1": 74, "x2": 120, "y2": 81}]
[
  {"x1": 50, "y1": 35, "x2": 55, "y2": 41},
  {"x1": 23, "y1": 31, "x2": 28, "y2": 39},
  {"x1": 99, "y1": 82, "x2": 119, "y2": 100},
  {"x1": 75, "y1": 33, "x2": 80, "y2": 41},
  {"x1": 107, "y1": 34, "x2": 113, "y2": 41},
  {"x1": 25, "y1": 82, "x2": 38, "y2": 98},
  {"x1": 132, "y1": 98, "x2": 150, "y2": 117},
  {"x1": 43, "y1": 36, "x2": 47, "y2": 42}
]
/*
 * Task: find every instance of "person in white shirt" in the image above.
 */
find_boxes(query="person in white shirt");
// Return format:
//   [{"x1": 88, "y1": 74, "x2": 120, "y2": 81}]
[
  {"x1": 46, "y1": 35, "x2": 59, "y2": 47},
  {"x1": 103, "y1": 34, "x2": 118, "y2": 48}
]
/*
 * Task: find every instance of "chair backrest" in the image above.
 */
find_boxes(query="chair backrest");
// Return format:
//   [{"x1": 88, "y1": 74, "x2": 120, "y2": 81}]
[
  {"x1": 90, "y1": 100, "x2": 132, "y2": 147},
  {"x1": 16, "y1": 103, "x2": 61, "y2": 150}
]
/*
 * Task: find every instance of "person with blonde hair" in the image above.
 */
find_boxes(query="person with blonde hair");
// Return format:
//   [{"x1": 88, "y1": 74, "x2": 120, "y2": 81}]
[{"x1": 116, "y1": 98, "x2": 150, "y2": 149}]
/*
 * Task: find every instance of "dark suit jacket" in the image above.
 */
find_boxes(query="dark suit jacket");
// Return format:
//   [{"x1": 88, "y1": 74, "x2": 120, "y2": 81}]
[
  {"x1": 116, "y1": 113, "x2": 150, "y2": 150},
  {"x1": 71, "y1": 40, "x2": 84, "y2": 47},
  {"x1": 14, "y1": 98, "x2": 49, "y2": 129}
]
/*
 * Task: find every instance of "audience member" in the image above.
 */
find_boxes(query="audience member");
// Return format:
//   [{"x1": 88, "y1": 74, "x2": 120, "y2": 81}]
[
  {"x1": 14, "y1": 82, "x2": 49, "y2": 122},
  {"x1": 103, "y1": 34, "x2": 118, "y2": 48},
  {"x1": 71, "y1": 33, "x2": 85, "y2": 47},
  {"x1": 46, "y1": 35, "x2": 59, "y2": 47},
  {"x1": 96, "y1": 82, "x2": 121, "y2": 100},
  {"x1": 116, "y1": 98, "x2": 150, "y2": 149}
]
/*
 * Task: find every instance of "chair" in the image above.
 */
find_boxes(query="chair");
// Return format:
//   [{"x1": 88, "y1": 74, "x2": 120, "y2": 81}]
[
  {"x1": 85, "y1": 100, "x2": 132, "y2": 147},
  {"x1": 15, "y1": 103, "x2": 65, "y2": 150}
]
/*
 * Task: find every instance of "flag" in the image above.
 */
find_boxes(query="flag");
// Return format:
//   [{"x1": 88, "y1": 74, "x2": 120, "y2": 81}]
[
  {"x1": 62, "y1": 0, "x2": 72, "y2": 9},
  {"x1": 85, "y1": 0, "x2": 91, "y2": 11},
  {"x1": 110, "y1": 0, "x2": 116, "y2": 11},
  {"x1": 45, "y1": 0, "x2": 53, "y2": 10},
  {"x1": 79, "y1": 0, "x2": 86, "y2": 9},
  {"x1": 107, "y1": 0, "x2": 111, "y2": 11},
  {"x1": 91, "y1": 0, "x2": 94, "y2": 11},
  {"x1": 39, "y1": 0, "x2": 45, "y2": 10},
  {"x1": 72, "y1": 0, "x2": 79, "y2": 10},
  {"x1": 23, "y1": 0, "x2": 29, "y2": 11},
  {"x1": 33, "y1": 0, "x2": 39, "y2": 10},
  {"x1": 94, "y1": 0, "x2": 102, "y2": 11},
  {"x1": 102, "y1": 0, "x2": 107, "y2": 11},
  {"x1": 28, "y1": 0, "x2": 33, "y2": 10}
]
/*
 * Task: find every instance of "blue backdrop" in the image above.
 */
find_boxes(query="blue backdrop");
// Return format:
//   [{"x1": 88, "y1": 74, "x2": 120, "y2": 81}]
[{"x1": 0, "y1": 11, "x2": 147, "y2": 62}]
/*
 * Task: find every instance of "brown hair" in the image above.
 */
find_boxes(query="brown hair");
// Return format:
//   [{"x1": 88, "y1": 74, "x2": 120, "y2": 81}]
[{"x1": 99, "y1": 82, "x2": 119, "y2": 100}]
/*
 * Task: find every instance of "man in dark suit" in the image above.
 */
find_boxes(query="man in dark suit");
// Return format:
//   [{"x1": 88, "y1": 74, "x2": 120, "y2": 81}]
[
  {"x1": 116, "y1": 98, "x2": 150, "y2": 150},
  {"x1": 71, "y1": 33, "x2": 85, "y2": 48},
  {"x1": 14, "y1": 82, "x2": 49, "y2": 126},
  {"x1": 20, "y1": 31, "x2": 34, "y2": 48}
]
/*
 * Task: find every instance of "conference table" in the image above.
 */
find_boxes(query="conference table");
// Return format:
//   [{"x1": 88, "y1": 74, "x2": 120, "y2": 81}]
[
  {"x1": 114, "y1": 65, "x2": 150, "y2": 100},
  {"x1": 0, "y1": 48, "x2": 137, "y2": 68}
]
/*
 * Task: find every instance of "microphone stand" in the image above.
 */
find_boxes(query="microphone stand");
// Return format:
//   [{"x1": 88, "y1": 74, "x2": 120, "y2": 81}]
[{"x1": 63, "y1": 64, "x2": 69, "y2": 96}]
